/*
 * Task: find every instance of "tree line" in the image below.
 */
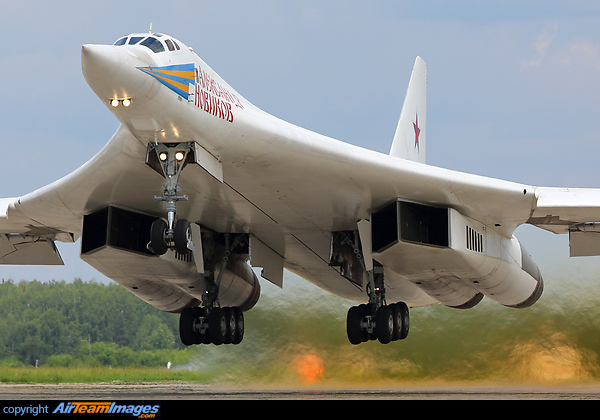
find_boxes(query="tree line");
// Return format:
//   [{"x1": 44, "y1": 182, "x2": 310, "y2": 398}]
[{"x1": 0, "y1": 279, "x2": 189, "y2": 367}]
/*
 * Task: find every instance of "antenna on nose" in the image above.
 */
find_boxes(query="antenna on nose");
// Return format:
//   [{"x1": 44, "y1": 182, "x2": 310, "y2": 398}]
[{"x1": 149, "y1": 22, "x2": 153, "y2": 33}]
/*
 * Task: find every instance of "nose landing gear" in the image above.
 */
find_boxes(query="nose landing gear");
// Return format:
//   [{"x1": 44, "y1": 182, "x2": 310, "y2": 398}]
[{"x1": 146, "y1": 142, "x2": 195, "y2": 256}]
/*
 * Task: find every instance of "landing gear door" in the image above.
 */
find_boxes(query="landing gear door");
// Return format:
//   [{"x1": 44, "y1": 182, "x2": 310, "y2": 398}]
[
  {"x1": 249, "y1": 235, "x2": 284, "y2": 288},
  {"x1": 329, "y1": 231, "x2": 364, "y2": 287},
  {"x1": 191, "y1": 223, "x2": 204, "y2": 274}
]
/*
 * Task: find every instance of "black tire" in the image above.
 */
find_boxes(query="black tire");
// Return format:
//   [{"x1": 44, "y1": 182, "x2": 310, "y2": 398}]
[
  {"x1": 376, "y1": 305, "x2": 394, "y2": 344},
  {"x1": 223, "y1": 307, "x2": 236, "y2": 344},
  {"x1": 179, "y1": 307, "x2": 195, "y2": 346},
  {"x1": 357, "y1": 304, "x2": 372, "y2": 341},
  {"x1": 346, "y1": 306, "x2": 365, "y2": 345},
  {"x1": 231, "y1": 307, "x2": 244, "y2": 345},
  {"x1": 397, "y1": 302, "x2": 410, "y2": 340},
  {"x1": 390, "y1": 304, "x2": 401, "y2": 341},
  {"x1": 149, "y1": 219, "x2": 168, "y2": 255},
  {"x1": 208, "y1": 307, "x2": 227, "y2": 345},
  {"x1": 192, "y1": 307, "x2": 207, "y2": 344},
  {"x1": 174, "y1": 219, "x2": 191, "y2": 255}
]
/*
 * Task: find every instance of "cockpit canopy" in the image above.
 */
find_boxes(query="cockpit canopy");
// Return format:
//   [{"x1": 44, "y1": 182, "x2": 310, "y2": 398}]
[{"x1": 113, "y1": 33, "x2": 181, "y2": 53}]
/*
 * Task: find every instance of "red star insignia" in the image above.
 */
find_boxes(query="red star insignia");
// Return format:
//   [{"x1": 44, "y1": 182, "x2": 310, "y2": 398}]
[{"x1": 413, "y1": 114, "x2": 421, "y2": 151}]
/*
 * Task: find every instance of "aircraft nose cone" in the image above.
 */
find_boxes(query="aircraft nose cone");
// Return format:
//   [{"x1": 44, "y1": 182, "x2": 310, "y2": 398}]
[
  {"x1": 81, "y1": 44, "x2": 158, "y2": 104},
  {"x1": 81, "y1": 44, "x2": 121, "y2": 83}
]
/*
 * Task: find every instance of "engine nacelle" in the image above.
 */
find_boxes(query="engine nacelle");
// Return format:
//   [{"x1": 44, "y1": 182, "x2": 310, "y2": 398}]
[
  {"x1": 370, "y1": 199, "x2": 544, "y2": 310},
  {"x1": 214, "y1": 255, "x2": 261, "y2": 312},
  {"x1": 506, "y1": 242, "x2": 543, "y2": 308},
  {"x1": 80, "y1": 205, "x2": 261, "y2": 313}
]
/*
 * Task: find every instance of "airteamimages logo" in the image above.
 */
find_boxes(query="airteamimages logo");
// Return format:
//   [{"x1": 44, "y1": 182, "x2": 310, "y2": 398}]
[{"x1": 52, "y1": 402, "x2": 160, "y2": 417}]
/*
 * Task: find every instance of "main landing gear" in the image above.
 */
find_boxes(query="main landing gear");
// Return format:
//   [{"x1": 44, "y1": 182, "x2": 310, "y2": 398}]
[
  {"x1": 145, "y1": 142, "x2": 246, "y2": 346},
  {"x1": 346, "y1": 261, "x2": 410, "y2": 345},
  {"x1": 330, "y1": 230, "x2": 410, "y2": 345},
  {"x1": 347, "y1": 302, "x2": 409, "y2": 345},
  {"x1": 180, "y1": 306, "x2": 244, "y2": 345},
  {"x1": 178, "y1": 233, "x2": 250, "y2": 346}
]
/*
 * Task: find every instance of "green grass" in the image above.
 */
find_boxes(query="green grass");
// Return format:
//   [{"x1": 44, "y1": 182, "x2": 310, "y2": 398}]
[
  {"x1": 0, "y1": 366, "x2": 213, "y2": 384},
  {"x1": 8, "y1": 267, "x2": 600, "y2": 387}
]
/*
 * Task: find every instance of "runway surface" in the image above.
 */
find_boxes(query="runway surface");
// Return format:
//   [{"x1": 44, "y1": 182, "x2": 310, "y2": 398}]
[{"x1": 3, "y1": 382, "x2": 600, "y2": 399}]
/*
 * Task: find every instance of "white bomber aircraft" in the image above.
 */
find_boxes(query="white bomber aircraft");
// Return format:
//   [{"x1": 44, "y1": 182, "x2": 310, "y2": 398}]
[{"x1": 2, "y1": 31, "x2": 600, "y2": 346}]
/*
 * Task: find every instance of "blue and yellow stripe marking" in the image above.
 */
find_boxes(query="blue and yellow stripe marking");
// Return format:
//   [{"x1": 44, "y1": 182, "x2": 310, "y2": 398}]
[{"x1": 138, "y1": 64, "x2": 195, "y2": 100}]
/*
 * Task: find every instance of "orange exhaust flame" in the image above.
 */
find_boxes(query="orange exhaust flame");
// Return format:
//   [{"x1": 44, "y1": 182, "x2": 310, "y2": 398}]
[{"x1": 294, "y1": 354, "x2": 324, "y2": 384}]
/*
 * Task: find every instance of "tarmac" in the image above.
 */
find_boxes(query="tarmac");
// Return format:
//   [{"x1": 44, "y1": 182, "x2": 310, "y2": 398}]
[{"x1": 2, "y1": 382, "x2": 600, "y2": 399}]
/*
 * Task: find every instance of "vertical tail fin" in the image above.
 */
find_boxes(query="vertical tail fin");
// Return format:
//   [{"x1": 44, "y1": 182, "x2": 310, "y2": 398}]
[{"x1": 389, "y1": 56, "x2": 427, "y2": 163}]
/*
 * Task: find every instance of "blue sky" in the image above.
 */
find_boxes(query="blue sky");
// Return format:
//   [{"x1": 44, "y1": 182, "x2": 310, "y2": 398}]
[{"x1": 2, "y1": 1, "x2": 600, "y2": 285}]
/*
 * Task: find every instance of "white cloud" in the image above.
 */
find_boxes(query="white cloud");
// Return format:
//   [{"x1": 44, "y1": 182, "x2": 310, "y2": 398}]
[
  {"x1": 562, "y1": 41, "x2": 600, "y2": 71},
  {"x1": 523, "y1": 22, "x2": 600, "y2": 72},
  {"x1": 525, "y1": 23, "x2": 558, "y2": 67}
]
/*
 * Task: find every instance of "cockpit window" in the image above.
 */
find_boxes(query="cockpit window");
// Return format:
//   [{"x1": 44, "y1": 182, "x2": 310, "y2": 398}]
[
  {"x1": 113, "y1": 34, "x2": 169, "y2": 53},
  {"x1": 140, "y1": 37, "x2": 165, "y2": 53},
  {"x1": 128, "y1": 36, "x2": 145, "y2": 45},
  {"x1": 165, "y1": 39, "x2": 175, "y2": 51}
]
